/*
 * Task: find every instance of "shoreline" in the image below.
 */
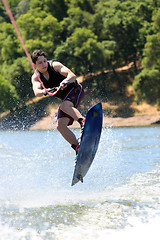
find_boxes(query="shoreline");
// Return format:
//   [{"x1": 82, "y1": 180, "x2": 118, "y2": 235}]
[
  {"x1": 29, "y1": 113, "x2": 160, "y2": 130},
  {"x1": 1, "y1": 99, "x2": 160, "y2": 130}
]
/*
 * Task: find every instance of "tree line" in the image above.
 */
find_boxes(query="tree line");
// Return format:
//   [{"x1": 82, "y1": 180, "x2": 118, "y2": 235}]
[{"x1": 0, "y1": 0, "x2": 160, "y2": 113}]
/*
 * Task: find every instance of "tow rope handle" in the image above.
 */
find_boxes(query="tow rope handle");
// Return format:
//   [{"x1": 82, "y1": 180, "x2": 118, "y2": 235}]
[{"x1": 45, "y1": 81, "x2": 70, "y2": 96}]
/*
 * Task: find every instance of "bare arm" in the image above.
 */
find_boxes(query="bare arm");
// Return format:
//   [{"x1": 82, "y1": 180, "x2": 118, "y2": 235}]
[
  {"x1": 31, "y1": 73, "x2": 46, "y2": 97},
  {"x1": 53, "y1": 61, "x2": 76, "y2": 89}
]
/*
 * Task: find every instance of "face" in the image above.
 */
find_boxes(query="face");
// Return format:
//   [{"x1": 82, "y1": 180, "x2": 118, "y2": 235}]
[{"x1": 35, "y1": 56, "x2": 48, "y2": 73}]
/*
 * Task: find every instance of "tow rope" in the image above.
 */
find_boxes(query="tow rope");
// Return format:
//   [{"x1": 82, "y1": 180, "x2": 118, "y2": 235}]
[{"x1": 2, "y1": 0, "x2": 57, "y2": 96}]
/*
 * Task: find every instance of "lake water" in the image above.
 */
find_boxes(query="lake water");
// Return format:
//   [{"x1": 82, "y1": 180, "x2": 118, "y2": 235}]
[{"x1": 0, "y1": 126, "x2": 160, "y2": 240}]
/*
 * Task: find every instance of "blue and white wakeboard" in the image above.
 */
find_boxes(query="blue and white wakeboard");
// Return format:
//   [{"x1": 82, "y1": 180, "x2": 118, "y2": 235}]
[{"x1": 71, "y1": 102, "x2": 103, "y2": 186}]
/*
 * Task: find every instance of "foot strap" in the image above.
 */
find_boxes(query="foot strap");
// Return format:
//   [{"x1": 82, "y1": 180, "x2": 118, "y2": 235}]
[
  {"x1": 71, "y1": 143, "x2": 80, "y2": 155},
  {"x1": 71, "y1": 144, "x2": 77, "y2": 151}
]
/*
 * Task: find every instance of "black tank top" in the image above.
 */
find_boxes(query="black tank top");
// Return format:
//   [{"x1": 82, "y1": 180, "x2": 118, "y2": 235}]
[{"x1": 36, "y1": 60, "x2": 76, "y2": 99}]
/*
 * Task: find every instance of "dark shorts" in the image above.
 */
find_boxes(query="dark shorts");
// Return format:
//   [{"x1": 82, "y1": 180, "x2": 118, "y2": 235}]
[{"x1": 57, "y1": 83, "x2": 84, "y2": 125}]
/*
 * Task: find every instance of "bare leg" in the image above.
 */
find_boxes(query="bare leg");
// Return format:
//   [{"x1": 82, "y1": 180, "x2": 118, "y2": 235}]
[
  {"x1": 57, "y1": 100, "x2": 84, "y2": 147},
  {"x1": 57, "y1": 117, "x2": 78, "y2": 146},
  {"x1": 60, "y1": 100, "x2": 83, "y2": 120}
]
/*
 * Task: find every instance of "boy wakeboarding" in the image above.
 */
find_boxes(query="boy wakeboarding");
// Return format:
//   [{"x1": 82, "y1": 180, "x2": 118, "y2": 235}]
[{"x1": 31, "y1": 49, "x2": 85, "y2": 153}]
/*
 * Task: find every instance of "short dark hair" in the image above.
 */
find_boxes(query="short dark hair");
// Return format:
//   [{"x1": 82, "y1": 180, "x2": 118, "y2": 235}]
[{"x1": 31, "y1": 49, "x2": 47, "y2": 64}]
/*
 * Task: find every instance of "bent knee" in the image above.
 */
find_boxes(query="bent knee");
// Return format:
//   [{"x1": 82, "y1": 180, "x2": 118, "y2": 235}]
[
  {"x1": 56, "y1": 122, "x2": 60, "y2": 132},
  {"x1": 56, "y1": 118, "x2": 69, "y2": 132},
  {"x1": 56, "y1": 121, "x2": 63, "y2": 132}
]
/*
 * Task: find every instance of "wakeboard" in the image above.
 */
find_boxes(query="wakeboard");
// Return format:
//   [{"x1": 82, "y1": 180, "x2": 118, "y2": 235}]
[{"x1": 71, "y1": 102, "x2": 103, "y2": 186}]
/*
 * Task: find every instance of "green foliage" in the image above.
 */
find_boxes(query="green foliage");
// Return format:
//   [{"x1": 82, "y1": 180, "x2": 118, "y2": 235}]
[
  {"x1": 0, "y1": 0, "x2": 160, "y2": 114},
  {"x1": 102, "y1": 0, "x2": 154, "y2": 66},
  {"x1": 0, "y1": 74, "x2": 19, "y2": 112},
  {"x1": 55, "y1": 27, "x2": 113, "y2": 74},
  {"x1": 29, "y1": 0, "x2": 68, "y2": 21},
  {"x1": 61, "y1": 7, "x2": 94, "y2": 37},
  {"x1": 133, "y1": 68, "x2": 160, "y2": 105},
  {"x1": 143, "y1": 33, "x2": 160, "y2": 69},
  {"x1": 133, "y1": 8, "x2": 160, "y2": 104},
  {"x1": 67, "y1": 0, "x2": 97, "y2": 13},
  {"x1": 17, "y1": 10, "x2": 62, "y2": 56},
  {"x1": 0, "y1": 22, "x2": 20, "y2": 64},
  {"x1": 2, "y1": 57, "x2": 33, "y2": 102},
  {"x1": 15, "y1": 0, "x2": 30, "y2": 18},
  {"x1": 0, "y1": 1, "x2": 9, "y2": 23}
]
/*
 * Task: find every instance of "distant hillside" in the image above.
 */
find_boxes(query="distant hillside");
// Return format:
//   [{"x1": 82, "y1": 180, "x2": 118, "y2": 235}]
[{"x1": 0, "y1": 63, "x2": 160, "y2": 130}]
